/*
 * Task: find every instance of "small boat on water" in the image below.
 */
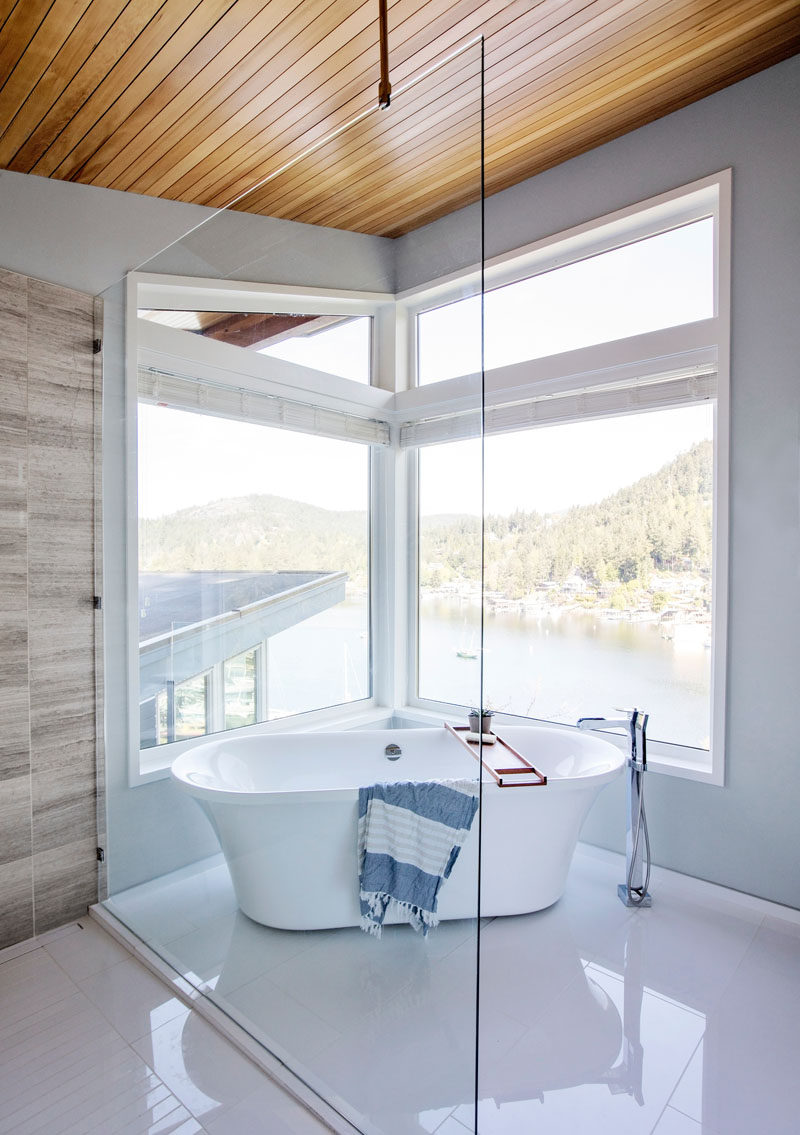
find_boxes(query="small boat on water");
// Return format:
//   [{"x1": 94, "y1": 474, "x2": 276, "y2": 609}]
[{"x1": 456, "y1": 618, "x2": 479, "y2": 659}]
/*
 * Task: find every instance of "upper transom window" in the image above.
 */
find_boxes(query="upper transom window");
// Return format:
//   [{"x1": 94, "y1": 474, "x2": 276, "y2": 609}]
[{"x1": 417, "y1": 217, "x2": 715, "y2": 385}]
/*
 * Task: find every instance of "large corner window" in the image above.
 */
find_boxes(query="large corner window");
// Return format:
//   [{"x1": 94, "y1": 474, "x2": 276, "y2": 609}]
[
  {"x1": 408, "y1": 174, "x2": 730, "y2": 782},
  {"x1": 126, "y1": 176, "x2": 729, "y2": 785},
  {"x1": 138, "y1": 407, "x2": 371, "y2": 750},
  {"x1": 418, "y1": 407, "x2": 713, "y2": 750},
  {"x1": 131, "y1": 279, "x2": 390, "y2": 779}
]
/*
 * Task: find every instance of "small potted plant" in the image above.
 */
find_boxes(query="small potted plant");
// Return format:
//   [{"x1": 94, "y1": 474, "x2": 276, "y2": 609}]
[{"x1": 468, "y1": 707, "x2": 495, "y2": 734}]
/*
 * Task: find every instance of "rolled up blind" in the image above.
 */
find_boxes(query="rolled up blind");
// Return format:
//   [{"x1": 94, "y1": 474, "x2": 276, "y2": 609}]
[
  {"x1": 138, "y1": 365, "x2": 391, "y2": 446},
  {"x1": 399, "y1": 366, "x2": 716, "y2": 448}
]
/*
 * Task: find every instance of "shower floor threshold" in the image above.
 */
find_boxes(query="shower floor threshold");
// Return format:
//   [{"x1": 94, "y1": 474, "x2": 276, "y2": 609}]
[{"x1": 89, "y1": 902, "x2": 364, "y2": 1135}]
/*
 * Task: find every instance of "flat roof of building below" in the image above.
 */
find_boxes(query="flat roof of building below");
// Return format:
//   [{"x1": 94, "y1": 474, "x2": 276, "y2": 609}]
[{"x1": 139, "y1": 571, "x2": 344, "y2": 640}]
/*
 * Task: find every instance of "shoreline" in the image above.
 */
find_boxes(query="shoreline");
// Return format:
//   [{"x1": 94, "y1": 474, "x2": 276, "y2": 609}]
[{"x1": 419, "y1": 587, "x2": 711, "y2": 628}]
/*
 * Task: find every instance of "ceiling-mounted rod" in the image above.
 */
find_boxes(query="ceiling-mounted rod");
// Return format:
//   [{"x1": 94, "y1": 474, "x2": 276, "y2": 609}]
[{"x1": 378, "y1": 0, "x2": 391, "y2": 108}]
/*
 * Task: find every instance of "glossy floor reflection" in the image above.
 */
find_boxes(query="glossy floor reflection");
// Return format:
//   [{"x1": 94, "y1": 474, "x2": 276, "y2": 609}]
[
  {"x1": 0, "y1": 919, "x2": 327, "y2": 1135},
  {"x1": 107, "y1": 845, "x2": 800, "y2": 1135}
]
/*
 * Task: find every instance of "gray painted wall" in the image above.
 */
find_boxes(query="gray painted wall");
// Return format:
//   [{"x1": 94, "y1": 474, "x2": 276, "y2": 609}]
[
  {"x1": 0, "y1": 169, "x2": 395, "y2": 297},
  {"x1": 398, "y1": 55, "x2": 800, "y2": 909}
]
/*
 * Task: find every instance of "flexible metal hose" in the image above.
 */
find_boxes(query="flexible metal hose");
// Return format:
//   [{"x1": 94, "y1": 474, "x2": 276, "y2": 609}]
[{"x1": 626, "y1": 766, "x2": 651, "y2": 905}]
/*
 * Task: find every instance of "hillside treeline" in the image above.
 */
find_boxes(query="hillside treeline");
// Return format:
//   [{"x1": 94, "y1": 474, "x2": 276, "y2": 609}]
[
  {"x1": 140, "y1": 441, "x2": 711, "y2": 601},
  {"x1": 423, "y1": 440, "x2": 712, "y2": 598},
  {"x1": 139, "y1": 493, "x2": 370, "y2": 585}
]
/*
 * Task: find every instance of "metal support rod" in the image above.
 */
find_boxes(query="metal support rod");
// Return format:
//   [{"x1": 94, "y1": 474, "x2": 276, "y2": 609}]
[
  {"x1": 165, "y1": 680, "x2": 175, "y2": 744},
  {"x1": 378, "y1": 0, "x2": 392, "y2": 108}
]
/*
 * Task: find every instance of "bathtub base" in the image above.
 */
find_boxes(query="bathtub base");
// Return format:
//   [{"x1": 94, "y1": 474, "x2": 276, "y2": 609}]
[
  {"x1": 173, "y1": 725, "x2": 623, "y2": 932},
  {"x1": 212, "y1": 780, "x2": 601, "y2": 931}
]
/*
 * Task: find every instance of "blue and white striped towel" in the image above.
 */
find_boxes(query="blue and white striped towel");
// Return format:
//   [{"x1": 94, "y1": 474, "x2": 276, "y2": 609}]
[{"x1": 357, "y1": 780, "x2": 479, "y2": 938}]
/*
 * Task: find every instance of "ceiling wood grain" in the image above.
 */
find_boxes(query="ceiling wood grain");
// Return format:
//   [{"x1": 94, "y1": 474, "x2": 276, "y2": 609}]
[{"x1": 0, "y1": 0, "x2": 797, "y2": 236}]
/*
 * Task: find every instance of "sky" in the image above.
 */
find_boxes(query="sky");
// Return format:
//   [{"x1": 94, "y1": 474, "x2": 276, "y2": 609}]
[
  {"x1": 139, "y1": 217, "x2": 714, "y2": 520},
  {"x1": 138, "y1": 406, "x2": 369, "y2": 518},
  {"x1": 418, "y1": 218, "x2": 714, "y2": 382},
  {"x1": 259, "y1": 316, "x2": 370, "y2": 383},
  {"x1": 420, "y1": 403, "x2": 714, "y2": 517},
  {"x1": 139, "y1": 400, "x2": 713, "y2": 520}
]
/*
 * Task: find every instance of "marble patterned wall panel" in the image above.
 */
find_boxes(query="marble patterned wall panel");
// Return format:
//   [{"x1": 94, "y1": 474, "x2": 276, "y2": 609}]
[
  {"x1": 0, "y1": 773, "x2": 33, "y2": 948},
  {"x1": 0, "y1": 859, "x2": 33, "y2": 949},
  {"x1": 0, "y1": 270, "x2": 29, "y2": 785},
  {"x1": 0, "y1": 771, "x2": 33, "y2": 948},
  {"x1": 0, "y1": 268, "x2": 99, "y2": 946},
  {"x1": 0, "y1": 435, "x2": 29, "y2": 783},
  {"x1": 0, "y1": 268, "x2": 33, "y2": 949},
  {"x1": 31, "y1": 836, "x2": 98, "y2": 935},
  {"x1": 0, "y1": 268, "x2": 27, "y2": 365},
  {"x1": 26, "y1": 279, "x2": 98, "y2": 933}
]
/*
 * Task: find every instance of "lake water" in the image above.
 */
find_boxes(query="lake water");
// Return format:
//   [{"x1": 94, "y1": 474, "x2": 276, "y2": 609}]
[
  {"x1": 267, "y1": 599, "x2": 370, "y2": 717},
  {"x1": 215, "y1": 594, "x2": 710, "y2": 752},
  {"x1": 418, "y1": 596, "x2": 710, "y2": 750}
]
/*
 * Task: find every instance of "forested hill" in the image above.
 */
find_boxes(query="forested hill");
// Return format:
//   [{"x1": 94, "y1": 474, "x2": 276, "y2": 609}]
[
  {"x1": 423, "y1": 439, "x2": 712, "y2": 597},
  {"x1": 139, "y1": 441, "x2": 711, "y2": 599},
  {"x1": 139, "y1": 494, "x2": 369, "y2": 582}
]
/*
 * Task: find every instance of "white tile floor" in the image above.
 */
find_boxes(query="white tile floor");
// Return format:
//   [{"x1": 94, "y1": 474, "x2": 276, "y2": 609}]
[
  {"x1": 8, "y1": 846, "x2": 799, "y2": 1135},
  {"x1": 105, "y1": 845, "x2": 800, "y2": 1135},
  {"x1": 0, "y1": 919, "x2": 330, "y2": 1134}
]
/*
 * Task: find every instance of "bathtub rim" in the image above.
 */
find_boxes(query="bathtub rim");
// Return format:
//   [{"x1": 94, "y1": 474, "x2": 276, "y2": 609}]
[{"x1": 170, "y1": 724, "x2": 625, "y2": 807}]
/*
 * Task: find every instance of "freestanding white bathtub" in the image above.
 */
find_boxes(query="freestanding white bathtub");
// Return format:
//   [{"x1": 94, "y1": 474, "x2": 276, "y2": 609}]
[{"x1": 171, "y1": 725, "x2": 623, "y2": 930}]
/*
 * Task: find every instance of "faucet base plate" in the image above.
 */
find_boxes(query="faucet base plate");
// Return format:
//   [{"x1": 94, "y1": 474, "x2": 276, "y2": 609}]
[{"x1": 618, "y1": 883, "x2": 652, "y2": 908}]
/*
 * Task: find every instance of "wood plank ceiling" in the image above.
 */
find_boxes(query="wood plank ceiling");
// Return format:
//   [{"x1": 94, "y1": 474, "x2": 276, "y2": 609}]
[{"x1": 0, "y1": 0, "x2": 798, "y2": 238}]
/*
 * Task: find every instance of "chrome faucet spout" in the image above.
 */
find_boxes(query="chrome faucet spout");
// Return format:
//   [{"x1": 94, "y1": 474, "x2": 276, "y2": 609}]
[{"x1": 577, "y1": 715, "x2": 632, "y2": 733}]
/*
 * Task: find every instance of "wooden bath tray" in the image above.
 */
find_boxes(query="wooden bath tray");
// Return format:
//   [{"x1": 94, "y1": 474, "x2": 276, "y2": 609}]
[{"x1": 445, "y1": 723, "x2": 547, "y2": 787}]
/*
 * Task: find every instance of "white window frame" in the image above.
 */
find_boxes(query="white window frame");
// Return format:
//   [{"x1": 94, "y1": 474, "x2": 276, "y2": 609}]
[
  {"x1": 397, "y1": 172, "x2": 731, "y2": 785},
  {"x1": 120, "y1": 171, "x2": 730, "y2": 787},
  {"x1": 126, "y1": 273, "x2": 396, "y2": 785}
]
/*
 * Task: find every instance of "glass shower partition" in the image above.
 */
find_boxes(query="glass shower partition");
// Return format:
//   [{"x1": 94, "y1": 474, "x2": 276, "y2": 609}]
[{"x1": 97, "y1": 40, "x2": 485, "y2": 1135}]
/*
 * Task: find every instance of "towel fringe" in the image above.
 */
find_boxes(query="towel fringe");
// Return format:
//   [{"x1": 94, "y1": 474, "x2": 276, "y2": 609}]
[{"x1": 360, "y1": 890, "x2": 440, "y2": 939}]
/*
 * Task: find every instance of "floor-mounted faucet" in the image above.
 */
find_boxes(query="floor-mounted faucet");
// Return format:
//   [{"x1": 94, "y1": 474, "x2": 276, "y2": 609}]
[{"x1": 577, "y1": 709, "x2": 652, "y2": 907}]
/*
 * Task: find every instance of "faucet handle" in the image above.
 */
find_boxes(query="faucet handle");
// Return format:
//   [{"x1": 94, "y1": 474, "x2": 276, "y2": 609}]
[{"x1": 613, "y1": 707, "x2": 650, "y2": 730}]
